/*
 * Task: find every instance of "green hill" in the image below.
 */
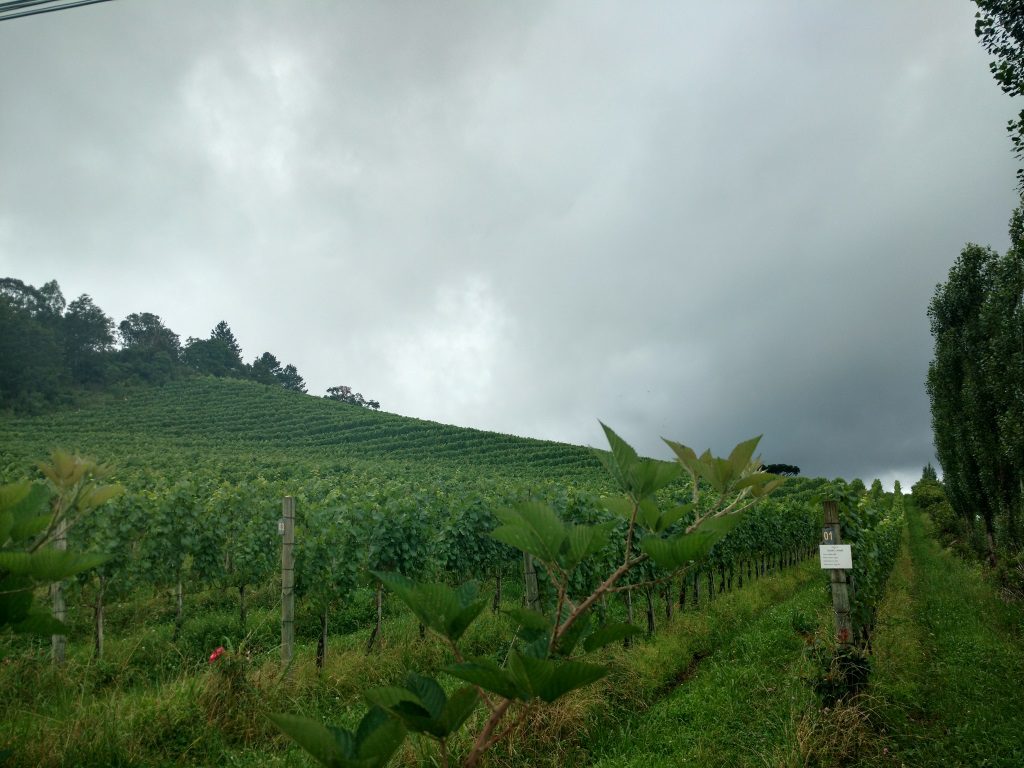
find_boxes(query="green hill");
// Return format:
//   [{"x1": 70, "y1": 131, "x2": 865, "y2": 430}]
[{"x1": 0, "y1": 376, "x2": 606, "y2": 485}]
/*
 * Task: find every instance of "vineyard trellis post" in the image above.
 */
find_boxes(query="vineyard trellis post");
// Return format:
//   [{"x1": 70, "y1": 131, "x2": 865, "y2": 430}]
[
  {"x1": 523, "y1": 552, "x2": 540, "y2": 610},
  {"x1": 50, "y1": 516, "x2": 67, "y2": 665},
  {"x1": 822, "y1": 500, "x2": 852, "y2": 646},
  {"x1": 281, "y1": 495, "x2": 295, "y2": 672}
]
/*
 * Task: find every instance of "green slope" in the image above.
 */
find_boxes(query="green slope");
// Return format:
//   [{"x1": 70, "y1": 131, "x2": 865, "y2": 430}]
[{"x1": 0, "y1": 377, "x2": 605, "y2": 481}]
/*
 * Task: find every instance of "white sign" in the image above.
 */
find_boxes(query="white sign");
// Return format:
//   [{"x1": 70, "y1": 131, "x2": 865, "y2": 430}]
[{"x1": 819, "y1": 544, "x2": 852, "y2": 570}]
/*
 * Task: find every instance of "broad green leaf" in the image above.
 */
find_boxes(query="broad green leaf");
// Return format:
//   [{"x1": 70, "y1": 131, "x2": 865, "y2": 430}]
[
  {"x1": 366, "y1": 679, "x2": 444, "y2": 737},
  {"x1": 0, "y1": 510, "x2": 12, "y2": 546},
  {"x1": 0, "y1": 482, "x2": 33, "y2": 512},
  {"x1": 597, "y1": 422, "x2": 640, "y2": 493},
  {"x1": 268, "y1": 713, "x2": 348, "y2": 767},
  {"x1": 750, "y1": 476, "x2": 785, "y2": 497},
  {"x1": 635, "y1": 498, "x2": 661, "y2": 531},
  {"x1": 698, "y1": 511, "x2": 747, "y2": 538},
  {"x1": 440, "y1": 686, "x2": 479, "y2": 734},
  {"x1": 5, "y1": 510, "x2": 47, "y2": 544},
  {"x1": 656, "y1": 503, "x2": 693, "y2": 533},
  {"x1": 503, "y1": 607, "x2": 552, "y2": 633},
  {"x1": 553, "y1": 611, "x2": 590, "y2": 657},
  {"x1": 638, "y1": 533, "x2": 710, "y2": 570},
  {"x1": 562, "y1": 521, "x2": 615, "y2": 569},
  {"x1": 632, "y1": 459, "x2": 682, "y2": 499},
  {"x1": 373, "y1": 573, "x2": 485, "y2": 642},
  {"x1": 445, "y1": 658, "x2": 525, "y2": 700},
  {"x1": 448, "y1": 596, "x2": 489, "y2": 642},
  {"x1": 702, "y1": 455, "x2": 734, "y2": 494},
  {"x1": 599, "y1": 425, "x2": 680, "y2": 500},
  {"x1": 508, "y1": 653, "x2": 608, "y2": 702},
  {"x1": 3, "y1": 482, "x2": 51, "y2": 543},
  {"x1": 727, "y1": 435, "x2": 762, "y2": 475},
  {"x1": 355, "y1": 707, "x2": 406, "y2": 765},
  {"x1": 490, "y1": 525, "x2": 543, "y2": 560},
  {"x1": 663, "y1": 439, "x2": 706, "y2": 482},
  {"x1": 77, "y1": 484, "x2": 124, "y2": 511},
  {"x1": 363, "y1": 686, "x2": 421, "y2": 713},
  {"x1": 492, "y1": 502, "x2": 567, "y2": 564},
  {"x1": 599, "y1": 495, "x2": 634, "y2": 521},
  {"x1": 520, "y1": 634, "x2": 552, "y2": 659},
  {"x1": 582, "y1": 622, "x2": 643, "y2": 652},
  {"x1": 733, "y1": 474, "x2": 769, "y2": 493},
  {"x1": 0, "y1": 550, "x2": 108, "y2": 581},
  {"x1": 404, "y1": 674, "x2": 445, "y2": 720},
  {"x1": 12, "y1": 607, "x2": 65, "y2": 636}
]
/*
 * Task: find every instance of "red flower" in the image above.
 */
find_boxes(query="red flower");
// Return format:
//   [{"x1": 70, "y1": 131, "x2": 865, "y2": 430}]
[{"x1": 208, "y1": 646, "x2": 225, "y2": 663}]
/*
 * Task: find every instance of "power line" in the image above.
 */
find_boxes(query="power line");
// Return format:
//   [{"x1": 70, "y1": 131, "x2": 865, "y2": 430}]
[{"x1": 0, "y1": 0, "x2": 116, "y2": 22}]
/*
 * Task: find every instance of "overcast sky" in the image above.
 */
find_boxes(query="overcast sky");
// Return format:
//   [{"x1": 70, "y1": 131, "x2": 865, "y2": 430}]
[{"x1": 1, "y1": 1, "x2": 1019, "y2": 488}]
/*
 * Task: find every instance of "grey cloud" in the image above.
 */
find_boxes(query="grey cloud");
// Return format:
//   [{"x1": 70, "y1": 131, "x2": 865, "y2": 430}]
[{"x1": 1, "y1": 0, "x2": 1019, "y2": 489}]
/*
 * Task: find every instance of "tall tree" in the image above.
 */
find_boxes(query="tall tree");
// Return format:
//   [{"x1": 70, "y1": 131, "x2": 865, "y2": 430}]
[
  {"x1": 118, "y1": 312, "x2": 182, "y2": 382},
  {"x1": 927, "y1": 203, "x2": 1024, "y2": 562},
  {"x1": 278, "y1": 363, "x2": 307, "y2": 393},
  {"x1": 64, "y1": 294, "x2": 115, "y2": 385},
  {"x1": 0, "y1": 277, "x2": 65, "y2": 406},
  {"x1": 326, "y1": 385, "x2": 380, "y2": 409},
  {"x1": 211, "y1": 321, "x2": 243, "y2": 361},
  {"x1": 37, "y1": 280, "x2": 66, "y2": 317},
  {"x1": 184, "y1": 321, "x2": 245, "y2": 378},
  {"x1": 249, "y1": 351, "x2": 283, "y2": 385},
  {"x1": 974, "y1": 1, "x2": 1024, "y2": 187}
]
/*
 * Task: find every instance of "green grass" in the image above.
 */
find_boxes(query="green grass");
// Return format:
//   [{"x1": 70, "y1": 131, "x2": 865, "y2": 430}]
[
  {"x1": 584, "y1": 566, "x2": 826, "y2": 767},
  {"x1": 0, "y1": 557, "x2": 821, "y2": 767},
  {"x1": 866, "y1": 504, "x2": 1024, "y2": 767}
]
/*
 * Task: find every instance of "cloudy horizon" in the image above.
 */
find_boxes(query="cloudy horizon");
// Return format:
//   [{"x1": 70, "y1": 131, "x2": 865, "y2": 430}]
[{"x1": 2, "y1": 1, "x2": 1020, "y2": 489}]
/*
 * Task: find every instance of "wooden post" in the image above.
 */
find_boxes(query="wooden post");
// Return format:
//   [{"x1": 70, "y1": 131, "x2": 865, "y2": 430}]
[
  {"x1": 50, "y1": 517, "x2": 67, "y2": 665},
  {"x1": 523, "y1": 552, "x2": 540, "y2": 611},
  {"x1": 822, "y1": 500, "x2": 852, "y2": 646},
  {"x1": 316, "y1": 607, "x2": 328, "y2": 672},
  {"x1": 281, "y1": 496, "x2": 295, "y2": 671},
  {"x1": 623, "y1": 590, "x2": 634, "y2": 648},
  {"x1": 93, "y1": 574, "x2": 105, "y2": 659}
]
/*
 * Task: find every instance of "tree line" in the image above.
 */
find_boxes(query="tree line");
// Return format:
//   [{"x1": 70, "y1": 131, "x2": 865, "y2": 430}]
[
  {"x1": 927, "y1": 217, "x2": 1023, "y2": 567},
  {"x1": 925, "y1": 3, "x2": 1024, "y2": 576},
  {"x1": 0, "y1": 275, "x2": 381, "y2": 411}
]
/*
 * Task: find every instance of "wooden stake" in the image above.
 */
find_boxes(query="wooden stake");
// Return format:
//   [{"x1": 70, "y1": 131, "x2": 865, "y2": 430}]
[
  {"x1": 93, "y1": 574, "x2": 105, "y2": 660},
  {"x1": 822, "y1": 500, "x2": 852, "y2": 646},
  {"x1": 316, "y1": 606, "x2": 328, "y2": 672},
  {"x1": 523, "y1": 553, "x2": 540, "y2": 611},
  {"x1": 281, "y1": 496, "x2": 295, "y2": 671},
  {"x1": 50, "y1": 517, "x2": 67, "y2": 665}
]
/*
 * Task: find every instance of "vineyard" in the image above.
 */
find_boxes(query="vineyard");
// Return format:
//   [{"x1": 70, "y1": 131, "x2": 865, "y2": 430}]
[
  {"x1": 0, "y1": 378, "x2": 829, "y2": 666},
  {"x1": 0, "y1": 377, "x2": 1020, "y2": 766}
]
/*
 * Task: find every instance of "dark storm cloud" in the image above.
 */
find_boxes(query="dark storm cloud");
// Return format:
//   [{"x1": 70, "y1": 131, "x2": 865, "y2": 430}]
[{"x1": 1, "y1": 1, "x2": 1018, "y2": 487}]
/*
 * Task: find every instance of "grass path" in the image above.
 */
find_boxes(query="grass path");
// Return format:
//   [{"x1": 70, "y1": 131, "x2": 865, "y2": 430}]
[
  {"x1": 585, "y1": 569, "x2": 825, "y2": 767},
  {"x1": 867, "y1": 505, "x2": 1024, "y2": 767}
]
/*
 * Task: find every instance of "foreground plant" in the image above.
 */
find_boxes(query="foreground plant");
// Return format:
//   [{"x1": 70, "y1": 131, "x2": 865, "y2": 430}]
[
  {"x1": 271, "y1": 425, "x2": 782, "y2": 767},
  {"x1": 0, "y1": 450, "x2": 121, "y2": 636}
]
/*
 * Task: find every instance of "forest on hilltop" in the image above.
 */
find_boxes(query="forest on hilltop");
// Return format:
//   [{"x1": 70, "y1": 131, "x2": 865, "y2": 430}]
[{"x1": 0, "y1": 276, "x2": 318, "y2": 410}]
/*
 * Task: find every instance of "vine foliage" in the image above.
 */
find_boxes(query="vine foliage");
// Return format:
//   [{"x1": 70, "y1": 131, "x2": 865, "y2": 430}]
[{"x1": 270, "y1": 425, "x2": 783, "y2": 767}]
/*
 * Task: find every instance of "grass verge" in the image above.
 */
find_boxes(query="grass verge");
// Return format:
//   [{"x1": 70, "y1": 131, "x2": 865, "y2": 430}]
[
  {"x1": 1, "y1": 559, "x2": 819, "y2": 767},
  {"x1": 584, "y1": 570, "x2": 827, "y2": 768},
  {"x1": 864, "y1": 504, "x2": 1024, "y2": 768}
]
